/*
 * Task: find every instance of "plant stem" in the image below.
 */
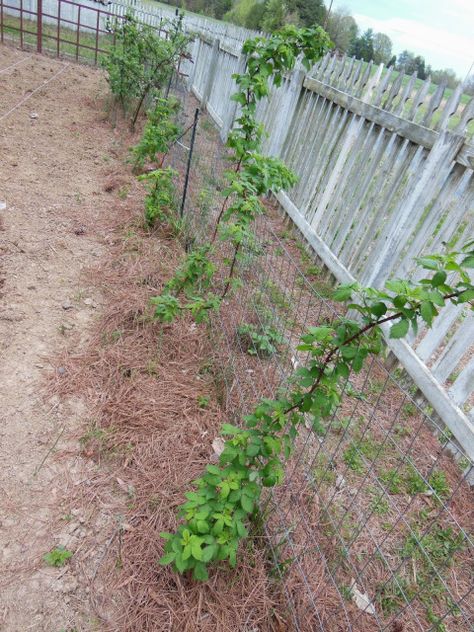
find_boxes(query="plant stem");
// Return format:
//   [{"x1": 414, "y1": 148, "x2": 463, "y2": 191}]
[
  {"x1": 212, "y1": 156, "x2": 244, "y2": 243},
  {"x1": 221, "y1": 243, "x2": 241, "y2": 299},
  {"x1": 283, "y1": 290, "x2": 463, "y2": 417}
]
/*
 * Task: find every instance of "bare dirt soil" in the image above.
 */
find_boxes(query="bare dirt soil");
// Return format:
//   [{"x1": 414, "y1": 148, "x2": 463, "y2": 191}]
[{"x1": 0, "y1": 44, "x2": 137, "y2": 631}]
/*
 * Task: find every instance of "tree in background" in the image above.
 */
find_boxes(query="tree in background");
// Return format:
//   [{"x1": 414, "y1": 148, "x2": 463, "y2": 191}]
[
  {"x1": 431, "y1": 68, "x2": 459, "y2": 89},
  {"x1": 349, "y1": 28, "x2": 374, "y2": 61},
  {"x1": 396, "y1": 50, "x2": 429, "y2": 80},
  {"x1": 215, "y1": 0, "x2": 233, "y2": 18},
  {"x1": 465, "y1": 74, "x2": 474, "y2": 96},
  {"x1": 414, "y1": 55, "x2": 426, "y2": 80},
  {"x1": 223, "y1": 0, "x2": 256, "y2": 26},
  {"x1": 160, "y1": 0, "x2": 463, "y2": 89},
  {"x1": 260, "y1": 0, "x2": 286, "y2": 31},
  {"x1": 226, "y1": 0, "x2": 328, "y2": 32},
  {"x1": 288, "y1": 0, "x2": 326, "y2": 27},
  {"x1": 372, "y1": 32, "x2": 392, "y2": 65},
  {"x1": 387, "y1": 54, "x2": 397, "y2": 68},
  {"x1": 325, "y1": 7, "x2": 357, "y2": 53}
]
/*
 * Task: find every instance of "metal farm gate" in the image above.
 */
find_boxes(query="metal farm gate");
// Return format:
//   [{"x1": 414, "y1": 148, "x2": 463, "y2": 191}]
[{"x1": 0, "y1": 0, "x2": 119, "y2": 63}]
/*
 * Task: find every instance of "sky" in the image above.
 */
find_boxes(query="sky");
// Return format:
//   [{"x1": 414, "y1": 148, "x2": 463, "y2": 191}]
[{"x1": 333, "y1": 0, "x2": 474, "y2": 79}]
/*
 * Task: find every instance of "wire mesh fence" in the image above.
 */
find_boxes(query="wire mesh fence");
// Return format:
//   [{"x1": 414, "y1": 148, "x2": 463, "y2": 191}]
[{"x1": 164, "y1": 75, "x2": 474, "y2": 631}]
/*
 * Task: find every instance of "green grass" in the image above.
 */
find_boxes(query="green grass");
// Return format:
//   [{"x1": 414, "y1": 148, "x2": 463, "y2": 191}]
[
  {"x1": 380, "y1": 468, "x2": 404, "y2": 494},
  {"x1": 369, "y1": 490, "x2": 390, "y2": 515},
  {"x1": 343, "y1": 443, "x2": 365, "y2": 473},
  {"x1": 137, "y1": 0, "x2": 235, "y2": 28},
  {"x1": 379, "y1": 464, "x2": 451, "y2": 500},
  {"x1": 312, "y1": 454, "x2": 336, "y2": 485},
  {"x1": 377, "y1": 523, "x2": 465, "y2": 626}
]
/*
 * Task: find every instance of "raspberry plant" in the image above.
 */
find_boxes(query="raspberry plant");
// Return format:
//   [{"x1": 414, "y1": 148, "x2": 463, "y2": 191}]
[
  {"x1": 132, "y1": 97, "x2": 181, "y2": 171},
  {"x1": 133, "y1": 98, "x2": 184, "y2": 231},
  {"x1": 102, "y1": 12, "x2": 190, "y2": 127},
  {"x1": 236, "y1": 322, "x2": 286, "y2": 357},
  {"x1": 160, "y1": 246, "x2": 474, "y2": 580},
  {"x1": 150, "y1": 25, "x2": 332, "y2": 322},
  {"x1": 139, "y1": 167, "x2": 179, "y2": 230}
]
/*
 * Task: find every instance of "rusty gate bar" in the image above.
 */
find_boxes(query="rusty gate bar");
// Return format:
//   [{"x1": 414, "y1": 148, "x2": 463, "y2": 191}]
[
  {"x1": 56, "y1": 0, "x2": 60, "y2": 56},
  {"x1": 37, "y1": 0, "x2": 42, "y2": 52},
  {"x1": 75, "y1": 3, "x2": 80, "y2": 61},
  {"x1": 94, "y1": 7, "x2": 98, "y2": 64},
  {"x1": 19, "y1": 0, "x2": 22, "y2": 47}
]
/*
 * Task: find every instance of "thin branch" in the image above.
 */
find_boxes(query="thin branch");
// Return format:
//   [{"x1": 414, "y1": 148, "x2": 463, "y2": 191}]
[
  {"x1": 221, "y1": 243, "x2": 241, "y2": 299},
  {"x1": 283, "y1": 290, "x2": 463, "y2": 416}
]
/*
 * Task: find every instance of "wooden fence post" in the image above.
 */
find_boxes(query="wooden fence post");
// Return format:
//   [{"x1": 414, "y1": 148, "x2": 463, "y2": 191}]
[
  {"x1": 266, "y1": 66, "x2": 305, "y2": 158},
  {"x1": 37, "y1": 0, "x2": 42, "y2": 53},
  {"x1": 187, "y1": 36, "x2": 200, "y2": 92}
]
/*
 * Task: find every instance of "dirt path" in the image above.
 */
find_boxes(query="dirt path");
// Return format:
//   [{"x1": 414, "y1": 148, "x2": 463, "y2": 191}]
[{"x1": 0, "y1": 45, "x2": 131, "y2": 631}]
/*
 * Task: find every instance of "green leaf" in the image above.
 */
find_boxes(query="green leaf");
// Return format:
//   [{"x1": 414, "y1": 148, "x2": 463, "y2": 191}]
[
  {"x1": 420, "y1": 301, "x2": 434, "y2": 326},
  {"x1": 174, "y1": 552, "x2": 187, "y2": 573},
  {"x1": 221, "y1": 424, "x2": 241, "y2": 435},
  {"x1": 389, "y1": 319, "x2": 409, "y2": 339},
  {"x1": 182, "y1": 544, "x2": 192, "y2": 560},
  {"x1": 193, "y1": 562, "x2": 209, "y2": 581},
  {"x1": 417, "y1": 257, "x2": 439, "y2": 270},
  {"x1": 241, "y1": 494, "x2": 254, "y2": 513},
  {"x1": 370, "y1": 302, "x2": 387, "y2": 318},
  {"x1": 246, "y1": 442, "x2": 260, "y2": 457},
  {"x1": 431, "y1": 270, "x2": 447, "y2": 287},
  {"x1": 352, "y1": 353, "x2": 364, "y2": 373},
  {"x1": 191, "y1": 540, "x2": 203, "y2": 560},
  {"x1": 220, "y1": 482, "x2": 230, "y2": 498},
  {"x1": 206, "y1": 465, "x2": 221, "y2": 475},
  {"x1": 333, "y1": 285, "x2": 354, "y2": 302},
  {"x1": 201, "y1": 544, "x2": 217, "y2": 563},
  {"x1": 159, "y1": 551, "x2": 176, "y2": 565},
  {"x1": 336, "y1": 363, "x2": 350, "y2": 379},
  {"x1": 341, "y1": 346, "x2": 357, "y2": 359},
  {"x1": 43, "y1": 546, "x2": 73, "y2": 567},
  {"x1": 236, "y1": 520, "x2": 248, "y2": 537},
  {"x1": 428, "y1": 290, "x2": 445, "y2": 306},
  {"x1": 461, "y1": 255, "x2": 474, "y2": 268},
  {"x1": 458, "y1": 289, "x2": 474, "y2": 303}
]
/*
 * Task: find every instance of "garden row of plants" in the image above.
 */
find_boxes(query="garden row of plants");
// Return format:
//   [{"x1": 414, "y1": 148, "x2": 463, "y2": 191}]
[{"x1": 103, "y1": 11, "x2": 474, "y2": 587}]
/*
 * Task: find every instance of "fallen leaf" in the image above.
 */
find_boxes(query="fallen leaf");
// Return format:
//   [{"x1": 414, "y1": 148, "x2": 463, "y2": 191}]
[
  {"x1": 212, "y1": 437, "x2": 225, "y2": 456},
  {"x1": 350, "y1": 579, "x2": 376, "y2": 616}
]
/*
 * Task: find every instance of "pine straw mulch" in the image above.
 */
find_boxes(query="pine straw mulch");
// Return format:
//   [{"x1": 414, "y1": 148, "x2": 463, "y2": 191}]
[{"x1": 51, "y1": 195, "x2": 292, "y2": 630}]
